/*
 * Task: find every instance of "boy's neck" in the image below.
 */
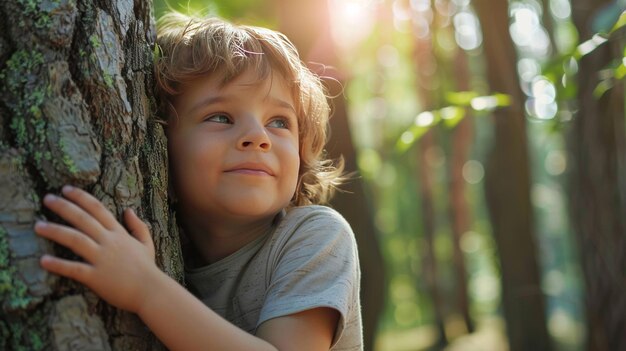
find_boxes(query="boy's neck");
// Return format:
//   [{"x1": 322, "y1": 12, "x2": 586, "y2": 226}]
[{"x1": 180, "y1": 210, "x2": 280, "y2": 265}]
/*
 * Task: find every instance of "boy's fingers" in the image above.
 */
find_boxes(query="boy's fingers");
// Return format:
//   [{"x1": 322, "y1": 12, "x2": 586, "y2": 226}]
[
  {"x1": 60, "y1": 186, "x2": 123, "y2": 232},
  {"x1": 35, "y1": 221, "x2": 99, "y2": 261},
  {"x1": 40, "y1": 254, "x2": 93, "y2": 283},
  {"x1": 43, "y1": 193, "x2": 108, "y2": 242},
  {"x1": 124, "y1": 209, "x2": 154, "y2": 249}
]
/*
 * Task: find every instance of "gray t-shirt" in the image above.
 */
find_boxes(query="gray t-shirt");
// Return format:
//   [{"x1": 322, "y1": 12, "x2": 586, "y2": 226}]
[{"x1": 185, "y1": 205, "x2": 363, "y2": 350}]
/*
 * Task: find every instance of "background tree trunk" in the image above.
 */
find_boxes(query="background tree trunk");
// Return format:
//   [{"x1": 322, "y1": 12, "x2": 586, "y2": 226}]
[
  {"x1": 0, "y1": 0, "x2": 182, "y2": 350},
  {"x1": 447, "y1": 46, "x2": 474, "y2": 335},
  {"x1": 473, "y1": 0, "x2": 553, "y2": 350},
  {"x1": 417, "y1": 132, "x2": 448, "y2": 349},
  {"x1": 413, "y1": 24, "x2": 448, "y2": 348},
  {"x1": 570, "y1": 1, "x2": 626, "y2": 349}
]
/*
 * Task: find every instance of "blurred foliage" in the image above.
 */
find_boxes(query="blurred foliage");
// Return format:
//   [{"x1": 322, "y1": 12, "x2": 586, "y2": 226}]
[
  {"x1": 154, "y1": 0, "x2": 277, "y2": 27},
  {"x1": 152, "y1": 0, "x2": 626, "y2": 350},
  {"x1": 395, "y1": 92, "x2": 511, "y2": 153}
]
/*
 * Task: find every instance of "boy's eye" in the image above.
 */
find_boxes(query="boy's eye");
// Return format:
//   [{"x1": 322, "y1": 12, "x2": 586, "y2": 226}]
[
  {"x1": 205, "y1": 114, "x2": 231, "y2": 124},
  {"x1": 267, "y1": 118, "x2": 289, "y2": 129}
]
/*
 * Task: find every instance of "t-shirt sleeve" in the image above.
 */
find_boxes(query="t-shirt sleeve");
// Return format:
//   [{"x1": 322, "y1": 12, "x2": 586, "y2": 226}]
[{"x1": 257, "y1": 206, "x2": 360, "y2": 347}]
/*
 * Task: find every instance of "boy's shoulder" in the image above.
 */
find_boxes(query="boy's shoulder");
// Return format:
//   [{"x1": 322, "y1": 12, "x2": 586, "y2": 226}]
[
  {"x1": 282, "y1": 205, "x2": 351, "y2": 231},
  {"x1": 274, "y1": 205, "x2": 355, "y2": 247},
  {"x1": 284, "y1": 204, "x2": 346, "y2": 220}
]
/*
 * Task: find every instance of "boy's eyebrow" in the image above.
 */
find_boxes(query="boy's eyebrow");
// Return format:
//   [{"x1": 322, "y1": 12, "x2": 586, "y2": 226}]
[
  {"x1": 188, "y1": 95, "x2": 295, "y2": 115},
  {"x1": 268, "y1": 97, "x2": 296, "y2": 115},
  {"x1": 188, "y1": 95, "x2": 229, "y2": 115}
]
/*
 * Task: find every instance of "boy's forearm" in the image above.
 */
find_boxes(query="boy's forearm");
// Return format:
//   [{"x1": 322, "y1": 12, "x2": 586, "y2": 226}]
[{"x1": 137, "y1": 270, "x2": 278, "y2": 351}]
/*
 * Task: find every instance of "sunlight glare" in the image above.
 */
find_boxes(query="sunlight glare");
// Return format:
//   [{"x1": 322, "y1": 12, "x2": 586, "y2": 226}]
[
  {"x1": 401, "y1": 131, "x2": 416, "y2": 145},
  {"x1": 393, "y1": 0, "x2": 411, "y2": 21},
  {"x1": 435, "y1": 0, "x2": 456, "y2": 17},
  {"x1": 452, "y1": 0, "x2": 470, "y2": 6},
  {"x1": 415, "y1": 111, "x2": 435, "y2": 127},
  {"x1": 410, "y1": 0, "x2": 430, "y2": 12},
  {"x1": 510, "y1": 11, "x2": 535, "y2": 45},
  {"x1": 510, "y1": 7, "x2": 550, "y2": 56},
  {"x1": 470, "y1": 96, "x2": 498, "y2": 111},
  {"x1": 526, "y1": 100, "x2": 558, "y2": 120},
  {"x1": 550, "y1": 0, "x2": 571, "y2": 20},
  {"x1": 548, "y1": 308, "x2": 584, "y2": 345},
  {"x1": 531, "y1": 77, "x2": 556, "y2": 104},
  {"x1": 329, "y1": 0, "x2": 376, "y2": 50},
  {"x1": 453, "y1": 11, "x2": 482, "y2": 51},
  {"x1": 577, "y1": 34, "x2": 608, "y2": 56},
  {"x1": 518, "y1": 58, "x2": 541, "y2": 84},
  {"x1": 527, "y1": 76, "x2": 558, "y2": 119},
  {"x1": 460, "y1": 231, "x2": 481, "y2": 253},
  {"x1": 471, "y1": 274, "x2": 500, "y2": 302},
  {"x1": 462, "y1": 160, "x2": 484, "y2": 184},
  {"x1": 545, "y1": 150, "x2": 567, "y2": 176},
  {"x1": 393, "y1": 0, "x2": 413, "y2": 32},
  {"x1": 413, "y1": 16, "x2": 431, "y2": 38}
]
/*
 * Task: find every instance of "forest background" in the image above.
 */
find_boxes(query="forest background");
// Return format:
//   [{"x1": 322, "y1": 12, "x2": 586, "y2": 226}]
[{"x1": 0, "y1": 0, "x2": 624, "y2": 350}]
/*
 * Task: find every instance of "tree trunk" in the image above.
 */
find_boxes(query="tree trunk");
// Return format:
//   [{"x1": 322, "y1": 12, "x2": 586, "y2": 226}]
[
  {"x1": 0, "y1": 0, "x2": 182, "y2": 350},
  {"x1": 447, "y1": 47, "x2": 475, "y2": 335},
  {"x1": 570, "y1": 1, "x2": 626, "y2": 349},
  {"x1": 413, "y1": 22, "x2": 448, "y2": 348},
  {"x1": 325, "y1": 86, "x2": 386, "y2": 351},
  {"x1": 473, "y1": 0, "x2": 553, "y2": 350},
  {"x1": 417, "y1": 132, "x2": 448, "y2": 349}
]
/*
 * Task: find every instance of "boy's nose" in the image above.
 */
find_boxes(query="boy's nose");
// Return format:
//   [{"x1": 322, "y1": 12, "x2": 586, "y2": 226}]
[{"x1": 237, "y1": 122, "x2": 271, "y2": 151}]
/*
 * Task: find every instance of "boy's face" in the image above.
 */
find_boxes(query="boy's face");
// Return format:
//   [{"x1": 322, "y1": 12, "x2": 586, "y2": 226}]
[{"x1": 167, "y1": 69, "x2": 300, "y2": 224}]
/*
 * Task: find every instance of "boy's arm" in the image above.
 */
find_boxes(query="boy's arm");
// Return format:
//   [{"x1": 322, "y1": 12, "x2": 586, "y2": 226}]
[
  {"x1": 256, "y1": 308, "x2": 339, "y2": 349},
  {"x1": 138, "y1": 273, "x2": 338, "y2": 350},
  {"x1": 35, "y1": 186, "x2": 337, "y2": 351}
]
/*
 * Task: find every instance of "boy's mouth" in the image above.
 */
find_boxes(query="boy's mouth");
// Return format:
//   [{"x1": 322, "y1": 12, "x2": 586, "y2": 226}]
[{"x1": 224, "y1": 162, "x2": 274, "y2": 176}]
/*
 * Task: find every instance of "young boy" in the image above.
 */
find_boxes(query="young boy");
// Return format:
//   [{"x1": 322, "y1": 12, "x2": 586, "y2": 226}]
[{"x1": 34, "y1": 12, "x2": 362, "y2": 351}]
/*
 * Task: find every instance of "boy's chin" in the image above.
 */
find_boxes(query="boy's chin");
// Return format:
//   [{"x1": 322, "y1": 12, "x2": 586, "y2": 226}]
[{"x1": 220, "y1": 199, "x2": 287, "y2": 219}]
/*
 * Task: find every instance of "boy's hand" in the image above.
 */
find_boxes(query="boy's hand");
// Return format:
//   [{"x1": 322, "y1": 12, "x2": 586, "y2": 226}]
[{"x1": 35, "y1": 185, "x2": 159, "y2": 314}]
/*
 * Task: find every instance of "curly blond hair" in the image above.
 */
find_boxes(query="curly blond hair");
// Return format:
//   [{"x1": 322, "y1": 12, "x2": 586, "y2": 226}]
[{"x1": 154, "y1": 12, "x2": 343, "y2": 206}]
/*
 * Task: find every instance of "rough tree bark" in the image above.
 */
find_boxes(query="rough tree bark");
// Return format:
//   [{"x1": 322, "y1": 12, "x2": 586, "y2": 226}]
[
  {"x1": 570, "y1": 1, "x2": 626, "y2": 349},
  {"x1": 473, "y1": 0, "x2": 553, "y2": 350},
  {"x1": 0, "y1": 0, "x2": 182, "y2": 350}
]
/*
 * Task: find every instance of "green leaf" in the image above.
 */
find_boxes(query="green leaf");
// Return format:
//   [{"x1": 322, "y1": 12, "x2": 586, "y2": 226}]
[
  {"x1": 616, "y1": 61, "x2": 626, "y2": 79},
  {"x1": 561, "y1": 79, "x2": 578, "y2": 100},
  {"x1": 593, "y1": 79, "x2": 614, "y2": 98},
  {"x1": 494, "y1": 93, "x2": 512, "y2": 106},
  {"x1": 396, "y1": 111, "x2": 439, "y2": 153},
  {"x1": 469, "y1": 93, "x2": 511, "y2": 111},
  {"x1": 396, "y1": 126, "x2": 429, "y2": 153},
  {"x1": 574, "y1": 34, "x2": 609, "y2": 59},
  {"x1": 610, "y1": 10, "x2": 626, "y2": 34},
  {"x1": 445, "y1": 91, "x2": 478, "y2": 106},
  {"x1": 440, "y1": 106, "x2": 466, "y2": 128}
]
